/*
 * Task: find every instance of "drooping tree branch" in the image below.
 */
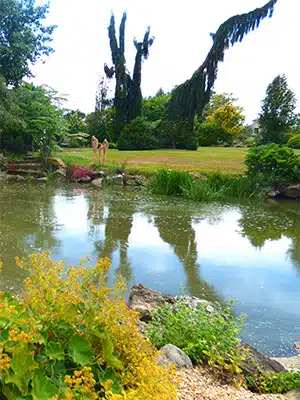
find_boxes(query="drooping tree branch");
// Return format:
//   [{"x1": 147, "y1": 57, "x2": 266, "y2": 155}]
[{"x1": 168, "y1": 0, "x2": 278, "y2": 122}]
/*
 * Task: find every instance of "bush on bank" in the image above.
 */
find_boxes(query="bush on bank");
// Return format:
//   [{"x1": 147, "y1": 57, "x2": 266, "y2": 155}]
[{"x1": 0, "y1": 254, "x2": 176, "y2": 400}]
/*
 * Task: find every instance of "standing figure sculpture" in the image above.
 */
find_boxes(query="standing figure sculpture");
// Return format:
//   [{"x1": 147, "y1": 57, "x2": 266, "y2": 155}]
[
  {"x1": 91, "y1": 136, "x2": 109, "y2": 166},
  {"x1": 91, "y1": 136, "x2": 99, "y2": 165},
  {"x1": 102, "y1": 139, "x2": 109, "y2": 166}
]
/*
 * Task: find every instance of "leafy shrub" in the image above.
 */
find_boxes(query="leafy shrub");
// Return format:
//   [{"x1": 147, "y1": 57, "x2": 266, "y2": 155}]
[
  {"x1": 71, "y1": 165, "x2": 93, "y2": 181},
  {"x1": 150, "y1": 170, "x2": 194, "y2": 196},
  {"x1": 196, "y1": 122, "x2": 232, "y2": 146},
  {"x1": 247, "y1": 371, "x2": 300, "y2": 394},
  {"x1": 245, "y1": 144, "x2": 300, "y2": 184},
  {"x1": 0, "y1": 153, "x2": 8, "y2": 171},
  {"x1": 287, "y1": 134, "x2": 300, "y2": 149},
  {"x1": 146, "y1": 298, "x2": 246, "y2": 381},
  {"x1": 155, "y1": 120, "x2": 198, "y2": 150},
  {"x1": 0, "y1": 253, "x2": 177, "y2": 400},
  {"x1": 118, "y1": 117, "x2": 158, "y2": 150}
]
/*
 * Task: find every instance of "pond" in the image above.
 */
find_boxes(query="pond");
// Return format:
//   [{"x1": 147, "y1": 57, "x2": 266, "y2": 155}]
[{"x1": 1, "y1": 182, "x2": 300, "y2": 357}]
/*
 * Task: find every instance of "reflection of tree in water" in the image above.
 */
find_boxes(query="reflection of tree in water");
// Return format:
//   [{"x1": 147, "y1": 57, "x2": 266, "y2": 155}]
[
  {"x1": 239, "y1": 200, "x2": 300, "y2": 272},
  {"x1": 86, "y1": 191, "x2": 136, "y2": 282},
  {"x1": 0, "y1": 183, "x2": 60, "y2": 291},
  {"x1": 153, "y1": 213, "x2": 220, "y2": 303}
]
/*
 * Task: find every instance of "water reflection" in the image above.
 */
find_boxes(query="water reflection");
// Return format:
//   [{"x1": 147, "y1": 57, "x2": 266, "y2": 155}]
[{"x1": 1, "y1": 183, "x2": 300, "y2": 356}]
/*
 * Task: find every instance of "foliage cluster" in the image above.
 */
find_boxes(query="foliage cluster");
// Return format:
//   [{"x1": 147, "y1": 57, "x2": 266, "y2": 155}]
[
  {"x1": 287, "y1": 134, "x2": 300, "y2": 149},
  {"x1": 259, "y1": 75, "x2": 297, "y2": 145},
  {"x1": 0, "y1": 253, "x2": 176, "y2": 400},
  {"x1": 0, "y1": 154, "x2": 8, "y2": 171},
  {"x1": 150, "y1": 170, "x2": 265, "y2": 201},
  {"x1": 245, "y1": 144, "x2": 300, "y2": 184},
  {"x1": 146, "y1": 298, "x2": 246, "y2": 382},
  {"x1": 118, "y1": 117, "x2": 159, "y2": 150},
  {"x1": 247, "y1": 371, "x2": 300, "y2": 394}
]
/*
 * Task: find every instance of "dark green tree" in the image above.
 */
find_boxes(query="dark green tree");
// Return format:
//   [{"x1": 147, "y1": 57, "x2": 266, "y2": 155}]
[
  {"x1": 259, "y1": 75, "x2": 297, "y2": 144},
  {"x1": 143, "y1": 92, "x2": 171, "y2": 122},
  {"x1": 104, "y1": 13, "x2": 154, "y2": 139},
  {"x1": 168, "y1": 0, "x2": 278, "y2": 122},
  {"x1": 0, "y1": 0, "x2": 56, "y2": 86}
]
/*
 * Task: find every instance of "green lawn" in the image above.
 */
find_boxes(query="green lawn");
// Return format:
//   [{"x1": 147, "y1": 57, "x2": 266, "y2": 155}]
[
  {"x1": 56, "y1": 147, "x2": 300, "y2": 175},
  {"x1": 56, "y1": 147, "x2": 250, "y2": 175}
]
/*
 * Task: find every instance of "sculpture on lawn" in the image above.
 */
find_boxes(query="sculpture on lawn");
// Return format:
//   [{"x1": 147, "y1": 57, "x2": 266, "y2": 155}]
[{"x1": 91, "y1": 136, "x2": 109, "y2": 166}]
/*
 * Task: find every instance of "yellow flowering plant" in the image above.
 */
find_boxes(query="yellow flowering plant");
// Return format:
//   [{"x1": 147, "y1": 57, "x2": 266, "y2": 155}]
[{"x1": 0, "y1": 252, "x2": 176, "y2": 400}]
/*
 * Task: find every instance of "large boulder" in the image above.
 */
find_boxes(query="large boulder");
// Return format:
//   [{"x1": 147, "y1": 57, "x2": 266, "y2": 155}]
[
  {"x1": 157, "y1": 344, "x2": 193, "y2": 369},
  {"x1": 240, "y1": 342, "x2": 286, "y2": 377},
  {"x1": 128, "y1": 284, "x2": 214, "y2": 322}
]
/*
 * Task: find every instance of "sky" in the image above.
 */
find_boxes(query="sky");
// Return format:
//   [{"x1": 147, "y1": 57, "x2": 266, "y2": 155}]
[{"x1": 31, "y1": 0, "x2": 300, "y2": 122}]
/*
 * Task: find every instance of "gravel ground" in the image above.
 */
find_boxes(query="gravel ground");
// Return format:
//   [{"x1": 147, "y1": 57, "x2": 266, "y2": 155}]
[{"x1": 176, "y1": 367, "x2": 287, "y2": 400}]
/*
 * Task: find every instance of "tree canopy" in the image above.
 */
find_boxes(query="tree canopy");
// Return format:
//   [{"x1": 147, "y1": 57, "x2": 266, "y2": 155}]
[
  {"x1": 259, "y1": 75, "x2": 297, "y2": 144},
  {"x1": 104, "y1": 12, "x2": 154, "y2": 139},
  {"x1": 168, "y1": 0, "x2": 278, "y2": 122},
  {"x1": 0, "y1": 0, "x2": 56, "y2": 86}
]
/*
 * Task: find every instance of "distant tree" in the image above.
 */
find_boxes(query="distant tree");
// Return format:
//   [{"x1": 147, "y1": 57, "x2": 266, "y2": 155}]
[
  {"x1": 155, "y1": 88, "x2": 165, "y2": 97},
  {"x1": 206, "y1": 104, "x2": 245, "y2": 135},
  {"x1": 203, "y1": 93, "x2": 238, "y2": 119},
  {"x1": 143, "y1": 92, "x2": 171, "y2": 122},
  {"x1": 259, "y1": 75, "x2": 297, "y2": 144},
  {"x1": 16, "y1": 83, "x2": 67, "y2": 158},
  {"x1": 104, "y1": 12, "x2": 154, "y2": 138},
  {"x1": 0, "y1": 0, "x2": 56, "y2": 86},
  {"x1": 65, "y1": 110, "x2": 88, "y2": 134},
  {"x1": 86, "y1": 108, "x2": 115, "y2": 143},
  {"x1": 168, "y1": 0, "x2": 278, "y2": 122},
  {"x1": 95, "y1": 76, "x2": 112, "y2": 112}
]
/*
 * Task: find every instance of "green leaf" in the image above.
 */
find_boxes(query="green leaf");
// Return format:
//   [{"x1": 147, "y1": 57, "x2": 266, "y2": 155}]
[
  {"x1": 102, "y1": 368, "x2": 121, "y2": 394},
  {"x1": 31, "y1": 373, "x2": 59, "y2": 400},
  {"x1": 45, "y1": 341, "x2": 64, "y2": 361},
  {"x1": 68, "y1": 334, "x2": 93, "y2": 366},
  {"x1": 102, "y1": 336, "x2": 123, "y2": 371},
  {"x1": 4, "y1": 369, "x2": 33, "y2": 395},
  {"x1": 11, "y1": 348, "x2": 36, "y2": 377}
]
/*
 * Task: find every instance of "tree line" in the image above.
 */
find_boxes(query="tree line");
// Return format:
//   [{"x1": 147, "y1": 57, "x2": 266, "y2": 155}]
[{"x1": 2, "y1": 0, "x2": 294, "y2": 156}]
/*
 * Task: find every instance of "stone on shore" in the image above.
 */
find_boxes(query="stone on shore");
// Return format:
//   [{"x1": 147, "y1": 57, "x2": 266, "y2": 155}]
[
  {"x1": 157, "y1": 344, "x2": 193, "y2": 369},
  {"x1": 272, "y1": 355, "x2": 300, "y2": 372},
  {"x1": 240, "y1": 342, "x2": 286, "y2": 377},
  {"x1": 128, "y1": 283, "x2": 214, "y2": 322}
]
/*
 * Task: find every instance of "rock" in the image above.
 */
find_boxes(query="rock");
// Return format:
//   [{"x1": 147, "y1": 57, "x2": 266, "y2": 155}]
[
  {"x1": 295, "y1": 342, "x2": 300, "y2": 351},
  {"x1": 282, "y1": 184, "x2": 300, "y2": 198},
  {"x1": 128, "y1": 284, "x2": 214, "y2": 322},
  {"x1": 157, "y1": 344, "x2": 193, "y2": 369},
  {"x1": 272, "y1": 355, "x2": 300, "y2": 371},
  {"x1": 240, "y1": 342, "x2": 286, "y2": 377},
  {"x1": 109, "y1": 174, "x2": 124, "y2": 185},
  {"x1": 92, "y1": 171, "x2": 106, "y2": 179},
  {"x1": 92, "y1": 178, "x2": 103, "y2": 187},
  {"x1": 47, "y1": 157, "x2": 66, "y2": 169},
  {"x1": 136, "y1": 320, "x2": 148, "y2": 335},
  {"x1": 76, "y1": 176, "x2": 92, "y2": 183},
  {"x1": 267, "y1": 190, "x2": 280, "y2": 198},
  {"x1": 285, "y1": 390, "x2": 300, "y2": 399},
  {"x1": 37, "y1": 177, "x2": 48, "y2": 182},
  {"x1": 124, "y1": 175, "x2": 144, "y2": 186}
]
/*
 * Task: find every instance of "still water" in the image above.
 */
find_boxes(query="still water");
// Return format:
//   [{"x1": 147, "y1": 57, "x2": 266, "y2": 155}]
[{"x1": 1, "y1": 182, "x2": 300, "y2": 357}]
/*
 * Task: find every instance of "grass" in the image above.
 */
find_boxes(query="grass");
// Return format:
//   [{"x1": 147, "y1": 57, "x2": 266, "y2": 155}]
[
  {"x1": 150, "y1": 170, "x2": 265, "y2": 202},
  {"x1": 55, "y1": 147, "x2": 249, "y2": 175}
]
